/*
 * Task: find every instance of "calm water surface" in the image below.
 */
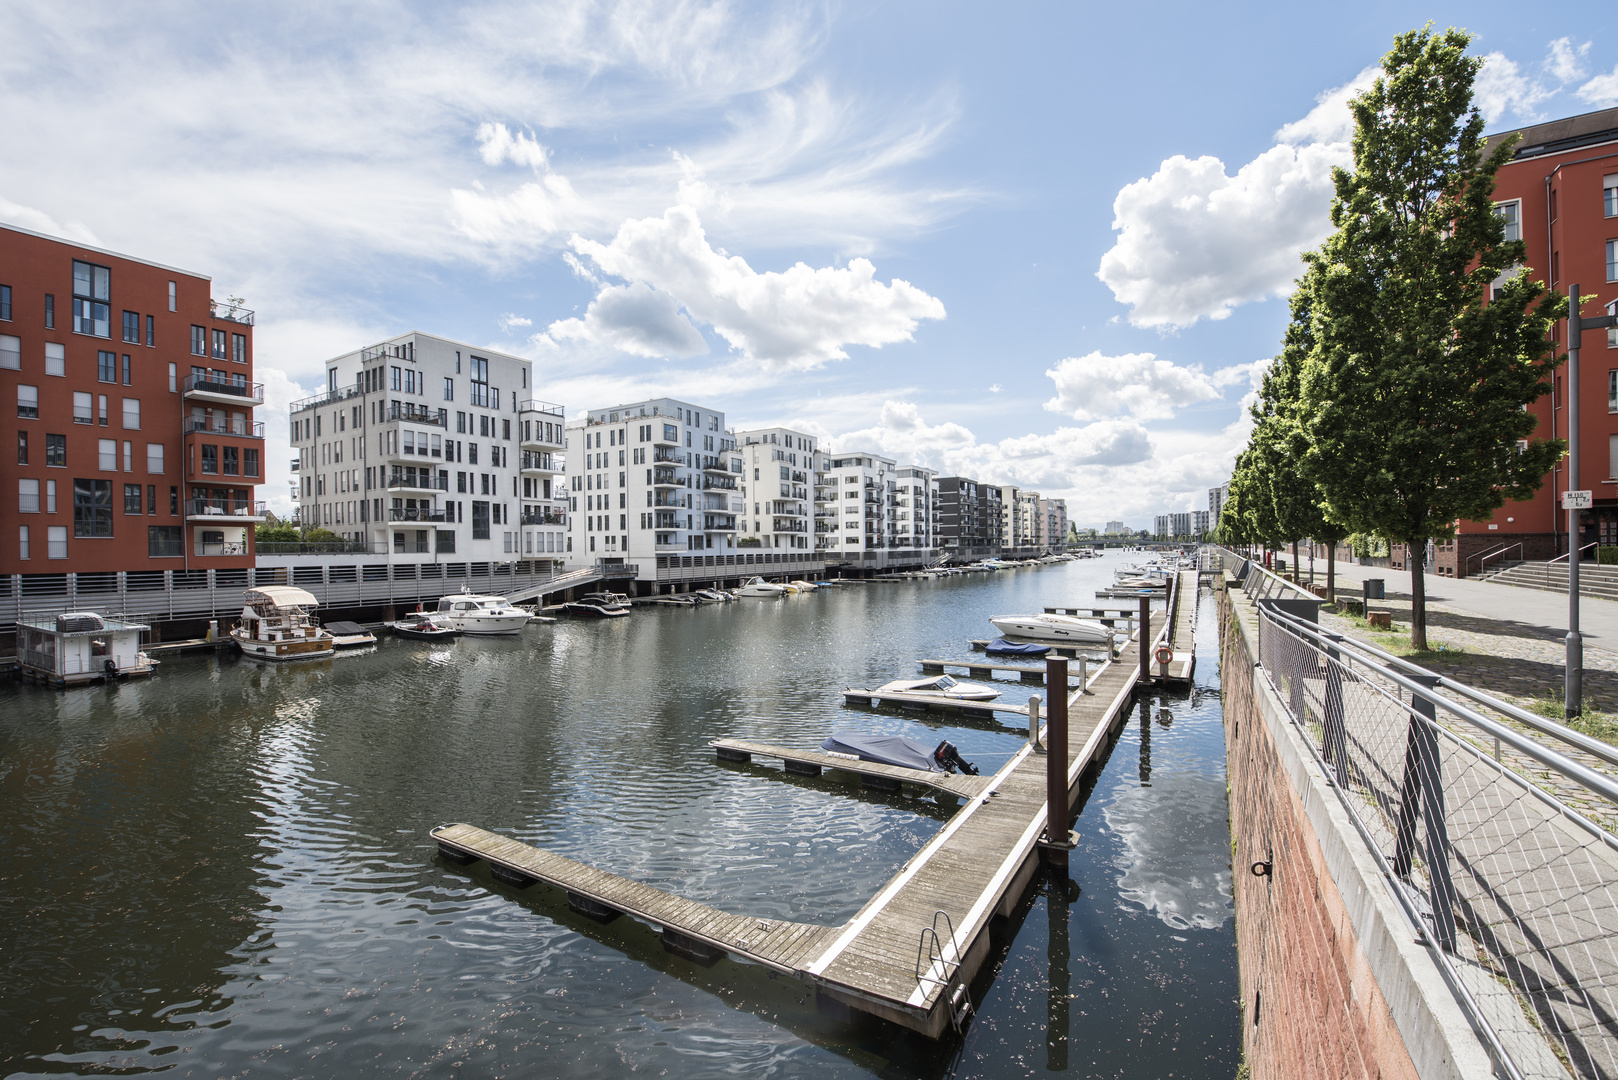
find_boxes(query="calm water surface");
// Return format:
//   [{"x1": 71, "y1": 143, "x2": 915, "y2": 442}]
[{"x1": 0, "y1": 554, "x2": 1238, "y2": 1078}]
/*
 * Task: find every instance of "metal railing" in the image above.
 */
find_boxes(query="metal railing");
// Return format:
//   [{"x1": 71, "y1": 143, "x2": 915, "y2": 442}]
[
  {"x1": 386, "y1": 403, "x2": 445, "y2": 426},
  {"x1": 182, "y1": 373, "x2": 263, "y2": 402},
  {"x1": 209, "y1": 300, "x2": 255, "y2": 325},
  {"x1": 517, "y1": 399, "x2": 564, "y2": 417},
  {"x1": 1256, "y1": 601, "x2": 1618, "y2": 1080},
  {"x1": 1470, "y1": 542, "x2": 1525, "y2": 578},
  {"x1": 185, "y1": 416, "x2": 266, "y2": 439},
  {"x1": 188, "y1": 498, "x2": 266, "y2": 518},
  {"x1": 1551, "y1": 541, "x2": 1601, "y2": 565}
]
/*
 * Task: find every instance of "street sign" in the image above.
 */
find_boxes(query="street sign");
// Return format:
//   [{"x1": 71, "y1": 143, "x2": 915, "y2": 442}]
[{"x1": 1562, "y1": 490, "x2": 1593, "y2": 510}]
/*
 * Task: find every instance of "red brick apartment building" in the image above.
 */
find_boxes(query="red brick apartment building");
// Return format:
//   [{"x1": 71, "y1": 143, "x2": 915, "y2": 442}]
[
  {"x1": 0, "y1": 223, "x2": 263, "y2": 579},
  {"x1": 1406, "y1": 107, "x2": 1618, "y2": 578}
]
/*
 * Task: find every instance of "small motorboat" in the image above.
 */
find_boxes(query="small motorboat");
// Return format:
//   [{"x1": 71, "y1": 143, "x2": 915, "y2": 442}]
[
  {"x1": 231, "y1": 587, "x2": 336, "y2": 662},
  {"x1": 789, "y1": 580, "x2": 819, "y2": 592},
  {"x1": 875, "y1": 674, "x2": 1002, "y2": 701},
  {"x1": 649, "y1": 595, "x2": 696, "y2": 606},
  {"x1": 427, "y1": 591, "x2": 534, "y2": 635},
  {"x1": 563, "y1": 592, "x2": 632, "y2": 617},
  {"x1": 734, "y1": 576, "x2": 787, "y2": 598},
  {"x1": 821, "y1": 732, "x2": 978, "y2": 775},
  {"x1": 694, "y1": 588, "x2": 733, "y2": 603},
  {"x1": 389, "y1": 618, "x2": 459, "y2": 640},
  {"x1": 324, "y1": 620, "x2": 378, "y2": 648},
  {"x1": 984, "y1": 637, "x2": 1051, "y2": 657},
  {"x1": 989, "y1": 613, "x2": 1112, "y2": 645}
]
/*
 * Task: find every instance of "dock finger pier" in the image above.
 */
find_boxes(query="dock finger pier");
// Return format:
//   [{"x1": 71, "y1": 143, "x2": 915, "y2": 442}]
[{"x1": 432, "y1": 569, "x2": 1198, "y2": 1038}]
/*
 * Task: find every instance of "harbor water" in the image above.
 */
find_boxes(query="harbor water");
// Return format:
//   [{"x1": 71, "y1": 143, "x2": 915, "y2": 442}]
[{"x1": 0, "y1": 554, "x2": 1238, "y2": 1078}]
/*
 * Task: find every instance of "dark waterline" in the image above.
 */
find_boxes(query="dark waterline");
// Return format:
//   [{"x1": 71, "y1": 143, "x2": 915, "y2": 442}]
[{"x1": 0, "y1": 556, "x2": 1238, "y2": 1078}]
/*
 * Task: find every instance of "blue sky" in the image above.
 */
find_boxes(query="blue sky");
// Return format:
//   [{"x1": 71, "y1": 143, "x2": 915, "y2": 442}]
[{"x1": 3, "y1": 1, "x2": 1616, "y2": 526}]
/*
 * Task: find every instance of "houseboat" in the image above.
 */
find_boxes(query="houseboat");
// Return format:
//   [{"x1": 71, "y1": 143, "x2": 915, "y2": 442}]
[
  {"x1": 16, "y1": 611, "x2": 157, "y2": 687},
  {"x1": 231, "y1": 587, "x2": 336, "y2": 662}
]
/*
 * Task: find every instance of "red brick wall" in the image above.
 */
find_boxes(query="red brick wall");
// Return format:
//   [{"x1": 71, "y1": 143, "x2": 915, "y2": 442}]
[{"x1": 1221, "y1": 588, "x2": 1419, "y2": 1080}]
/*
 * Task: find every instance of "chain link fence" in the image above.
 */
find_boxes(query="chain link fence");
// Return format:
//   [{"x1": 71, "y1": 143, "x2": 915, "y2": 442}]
[{"x1": 1257, "y1": 603, "x2": 1618, "y2": 1080}]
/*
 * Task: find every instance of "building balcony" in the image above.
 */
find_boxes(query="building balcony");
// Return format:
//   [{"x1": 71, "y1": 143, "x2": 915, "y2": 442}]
[
  {"x1": 387, "y1": 470, "x2": 448, "y2": 493},
  {"x1": 209, "y1": 299, "x2": 255, "y2": 326},
  {"x1": 772, "y1": 520, "x2": 808, "y2": 533},
  {"x1": 289, "y1": 458, "x2": 300, "y2": 472},
  {"x1": 652, "y1": 494, "x2": 687, "y2": 509},
  {"x1": 289, "y1": 384, "x2": 362, "y2": 413},
  {"x1": 518, "y1": 398, "x2": 564, "y2": 419},
  {"x1": 521, "y1": 509, "x2": 567, "y2": 526},
  {"x1": 521, "y1": 451, "x2": 562, "y2": 474},
  {"x1": 386, "y1": 507, "x2": 447, "y2": 524},
  {"x1": 186, "y1": 498, "x2": 266, "y2": 522},
  {"x1": 183, "y1": 373, "x2": 264, "y2": 406},
  {"x1": 387, "y1": 402, "x2": 445, "y2": 426},
  {"x1": 654, "y1": 542, "x2": 685, "y2": 552},
  {"x1": 702, "y1": 457, "x2": 730, "y2": 474},
  {"x1": 185, "y1": 416, "x2": 265, "y2": 439},
  {"x1": 652, "y1": 447, "x2": 685, "y2": 464},
  {"x1": 653, "y1": 467, "x2": 681, "y2": 487},
  {"x1": 703, "y1": 514, "x2": 736, "y2": 532},
  {"x1": 702, "y1": 474, "x2": 737, "y2": 491}
]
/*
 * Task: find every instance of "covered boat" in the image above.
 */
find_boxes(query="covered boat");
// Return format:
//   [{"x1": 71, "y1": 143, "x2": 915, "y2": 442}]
[
  {"x1": 389, "y1": 617, "x2": 459, "y2": 640},
  {"x1": 984, "y1": 637, "x2": 1051, "y2": 657},
  {"x1": 232, "y1": 587, "x2": 335, "y2": 662},
  {"x1": 324, "y1": 620, "x2": 378, "y2": 648},
  {"x1": 821, "y1": 732, "x2": 978, "y2": 775}
]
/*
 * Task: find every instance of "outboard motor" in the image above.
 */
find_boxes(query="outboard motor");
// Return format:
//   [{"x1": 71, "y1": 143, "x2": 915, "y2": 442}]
[
  {"x1": 103, "y1": 659, "x2": 118, "y2": 676},
  {"x1": 933, "y1": 740, "x2": 978, "y2": 776}
]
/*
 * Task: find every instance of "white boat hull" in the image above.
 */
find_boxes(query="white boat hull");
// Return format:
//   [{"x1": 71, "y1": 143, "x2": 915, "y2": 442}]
[
  {"x1": 989, "y1": 615, "x2": 1112, "y2": 645},
  {"x1": 430, "y1": 613, "x2": 530, "y2": 635}
]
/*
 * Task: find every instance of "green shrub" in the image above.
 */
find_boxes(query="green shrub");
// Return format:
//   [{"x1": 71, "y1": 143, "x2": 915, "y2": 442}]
[{"x1": 1599, "y1": 546, "x2": 1618, "y2": 565}]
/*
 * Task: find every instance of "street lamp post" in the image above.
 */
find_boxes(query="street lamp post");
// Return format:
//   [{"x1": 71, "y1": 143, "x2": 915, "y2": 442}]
[{"x1": 1566, "y1": 284, "x2": 1618, "y2": 719}]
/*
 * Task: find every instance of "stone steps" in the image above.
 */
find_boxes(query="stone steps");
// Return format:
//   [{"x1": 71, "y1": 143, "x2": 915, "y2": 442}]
[{"x1": 1486, "y1": 561, "x2": 1618, "y2": 599}]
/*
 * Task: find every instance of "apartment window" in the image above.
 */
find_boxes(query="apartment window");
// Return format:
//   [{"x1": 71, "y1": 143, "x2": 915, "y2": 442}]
[
  {"x1": 244, "y1": 448, "x2": 259, "y2": 477},
  {"x1": 72, "y1": 261, "x2": 111, "y2": 337},
  {"x1": 470, "y1": 356, "x2": 490, "y2": 408},
  {"x1": 167, "y1": 281, "x2": 177, "y2": 312},
  {"x1": 1610, "y1": 239, "x2": 1618, "y2": 283},
  {"x1": 472, "y1": 500, "x2": 491, "y2": 539},
  {"x1": 124, "y1": 483, "x2": 142, "y2": 515},
  {"x1": 123, "y1": 398, "x2": 140, "y2": 429},
  {"x1": 19, "y1": 478, "x2": 39, "y2": 513},
  {"x1": 1611, "y1": 370, "x2": 1617, "y2": 413},
  {"x1": 168, "y1": 362, "x2": 177, "y2": 392},
  {"x1": 147, "y1": 484, "x2": 156, "y2": 515},
  {"x1": 97, "y1": 350, "x2": 115, "y2": 382},
  {"x1": 191, "y1": 325, "x2": 205, "y2": 355},
  {"x1": 146, "y1": 314, "x2": 154, "y2": 346},
  {"x1": 122, "y1": 310, "x2": 140, "y2": 343},
  {"x1": 170, "y1": 486, "x2": 178, "y2": 515},
  {"x1": 231, "y1": 332, "x2": 246, "y2": 363},
  {"x1": 73, "y1": 478, "x2": 113, "y2": 537},
  {"x1": 45, "y1": 342, "x2": 64, "y2": 376},
  {"x1": 223, "y1": 446, "x2": 239, "y2": 475},
  {"x1": 148, "y1": 525, "x2": 183, "y2": 557},
  {"x1": 98, "y1": 439, "x2": 116, "y2": 471},
  {"x1": 18, "y1": 384, "x2": 38, "y2": 419},
  {"x1": 16, "y1": 430, "x2": 26, "y2": 464},
  {"x1": 18, "y1": 524, "x2": 27, "y2": 559},
  {"x1": 0, "y1": 334, "x2": 17, "y2": 370},
  {"x1": 46, "y1": 434, "x2": 65, "y2": 467},
  {"x1": 391, "y1": 366, "x2": 401, "y2": 391},
  {"x1": 0, "y1": 284, "x2": 9, "y2": 320},
  {"x1": 201, "y1": 444, "x2": 217, "y2": 473},
  {"x1": 123, "y1": 441, "x2": 132, "y2": 472},
  {"x1": 208, "y1": 328, "x2": 224, "y2": 359},
  {"x1": 444, "y1": 377, "x2": 453, "y2": 401},
  {"x1": 1494, "y1": 200, "x2": 1520, "y2": 243},
  {"x1": 99, "y1": 394, "x2": 108, "y2": 425},
  {"x1": 48, "y1": 525, "x2": 67, "y2": 558},
  {"x1": 44, "y1": 293, "x2": 54, "y2": 328}
]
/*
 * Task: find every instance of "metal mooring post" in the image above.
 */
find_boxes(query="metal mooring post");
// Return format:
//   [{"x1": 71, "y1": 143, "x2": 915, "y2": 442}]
[
  {"x1": 1042, "y1": 656, "x2": 1070, "y2": 868},
  {"x1": 1391, "y1": 674, "x2": 1456, "y2": 952},
  {"x1": 1028, "y1": 693, "x2": 1043, "y2": 751}
]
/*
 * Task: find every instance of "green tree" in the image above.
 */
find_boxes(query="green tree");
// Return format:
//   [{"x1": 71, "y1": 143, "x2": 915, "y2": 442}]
[{"x1": 1299, "y1": 26, "x2": 1565, "y2": 649}]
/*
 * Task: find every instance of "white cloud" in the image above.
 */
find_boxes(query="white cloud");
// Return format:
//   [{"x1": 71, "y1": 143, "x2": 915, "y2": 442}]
[
  {"x1": 1475, "y1": 52, "x2": 1558, "y2": 123},
  {"x1": 477, "y1": 122, "x2": 552, "y2": 171},
  {"x1": 497, "y1": 312, "x2": 533, "y2": 332},
  {"x1": 1578, "y1": 64, "x2": 1618, "y2": 107},
  {"x1": 546, "y1": 205, "x2": 945, "y2": 369},
  {"x1": 1042, "y1": 351, "x2": 1254, "y2": 422},
  {"x1": 1547, "y1": 38, "x2": 1591, "y2": 83},
  {"x1": 0, "y1": 192, "x2": 98, "y2": 245},
  {"x1": 1273, "y1": 65, "x2": 1380, "y2": 146}
]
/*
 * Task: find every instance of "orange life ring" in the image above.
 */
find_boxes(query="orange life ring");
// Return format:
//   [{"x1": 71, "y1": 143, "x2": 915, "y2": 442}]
[{"x1": 1153, "y1": 644, "x2": 1173, "y2": 666}]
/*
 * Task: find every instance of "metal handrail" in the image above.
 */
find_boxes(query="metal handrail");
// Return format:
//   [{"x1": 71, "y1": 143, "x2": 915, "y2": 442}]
[
  {"x1": 1261, "y1": 603, "x2": 1618, "y2": 808},
  {"x1": 1549, "y1": 540, "x2": 1599, "y2": 564},
  {"x1": 1470, "y1": 541, "x2": 1523, "y2": 577}
]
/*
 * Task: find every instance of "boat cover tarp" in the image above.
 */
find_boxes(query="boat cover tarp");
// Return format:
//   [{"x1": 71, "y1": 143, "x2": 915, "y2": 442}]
[
  {"x1": 985, "y1": 637, "x2": 1049, "y2": 656},
  {"x1": 821, "y1": 732, "x2": 942, "y2": 772},
  {"x1": 325, "y1": 621, "x2": 369, "y2": 635}
]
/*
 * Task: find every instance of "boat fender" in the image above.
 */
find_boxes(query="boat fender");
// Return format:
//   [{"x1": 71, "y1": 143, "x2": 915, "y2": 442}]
[
  {"x1": 933, "y1": 740, "x2": 978, "y2": 776},
  {"x1": 103, "y1": 658, "x2": 118, "y2": 675}
]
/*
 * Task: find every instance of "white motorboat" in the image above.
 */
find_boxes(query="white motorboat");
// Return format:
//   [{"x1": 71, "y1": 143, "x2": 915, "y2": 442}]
[
  {"x1": 694, "y1": 588, "x2": 733, "y2": 603},
  {"x1": 232, "y1": 587, "x2": 336, "y2": 662},
  {"x1": 562, "y1": 591, "x2": 632, "y2": 617},
  {"x1": 734, "y1": 576, "x2": 788, "y2": 598},
  {"x1": 989, "y1": 613, "x2": 1113, "y2": 645},
  {"x1": 427, "y1": 590, "x2": 533, "y2": 635},
  {"x1": 789, "y1": 580, "x2": 819, "y2": 592},
  {"x1": 875, "y1": 674, "x2": 1002, "y2": 701},
  {"x1": 324, "y1": 620, "x2": 378, "y2": 648}
]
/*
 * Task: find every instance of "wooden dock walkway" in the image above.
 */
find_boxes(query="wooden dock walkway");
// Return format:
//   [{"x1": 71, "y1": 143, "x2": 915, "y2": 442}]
[
  {"x1": 841, "y1": 688, "x2": 1030, "y2": 718},
  {"x1": 711, "y1": 738, "x2": 992, "y2": 798},
  {"x1": 917, "y1": 658, "x2": 1086, "y2": 681},
  {"x1": 432, "y1": 600, "x2": 1174, "y2": 1039}
]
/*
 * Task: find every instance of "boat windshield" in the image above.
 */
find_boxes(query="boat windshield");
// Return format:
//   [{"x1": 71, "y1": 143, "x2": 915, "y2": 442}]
[{"x1": 935, "y1": 675, "x2": 957, "y2": 689}]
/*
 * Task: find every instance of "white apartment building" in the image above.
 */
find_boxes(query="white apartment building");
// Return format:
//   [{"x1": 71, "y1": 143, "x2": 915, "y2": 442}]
[
  {"x1": 289, "y1": 332, "x2": 567, "y2": 565},
  {"x1": 894, "y1": 465, "x2": 937, "y2": 551},
  {"x1": 1040, "y1": 498, "x2": 1069, "y2": 548},
  {"x1": 564, "y1": 397, "x2": 743, "y2": 585},
  {"x1": 734, "y1": 426, "x2": 818, "y2": 554},
  {"x1": 820, "y1": 451, "x2": 898, "y2": 565}
]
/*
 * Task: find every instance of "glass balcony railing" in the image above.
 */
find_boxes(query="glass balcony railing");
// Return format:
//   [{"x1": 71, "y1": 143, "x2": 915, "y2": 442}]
[
  {"x1": 386, "y1": 403, "x2": 445, "y2": 426},
  {"x1": 187, "y1": 498, "x2": 266, "y2": 517},
  {"x1": 521, "y1": 509, "x2": 567, "y2": 526},
  {"x1": 387, "y1": 507, "x2": 446, "y2": 523},
  {"x1": 186, "y1": 417, "x2": 265, "y2": 438},
  {"x1": 183, "y1": 373, "x2": 263, "y2": 402}
]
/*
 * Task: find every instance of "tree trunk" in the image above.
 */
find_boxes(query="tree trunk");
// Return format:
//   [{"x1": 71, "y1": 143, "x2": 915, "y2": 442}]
[
  {"x1": 1326, "y1": 536, "x2": 1336, "y2": 603},
  {"x1": 1410, "y1": 545, "x2": 1427, "y2": 651},
  {"x1": 1291, "y1": 539, "x2": 1300, "y2": 584}
]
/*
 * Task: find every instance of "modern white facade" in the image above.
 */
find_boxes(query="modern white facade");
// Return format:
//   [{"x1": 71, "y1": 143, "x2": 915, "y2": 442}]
[
  {"x1": 564, "y1": 397, "x2": 742, "y2": 583},
  {"x1": 819, "y1": 451, "x2": 898, "y2": 560},
  {"x1": 894, "y1": 465, "x2": 937, "y2": 551},
  {"x1": 734, "y1": 426, "x2": 817, "y2": 553},
  {"x1": 1040, "y1": 498, "x2": 1069, "y2": 548},
  {"x1": 289, "y1": 332, "x2": 566, "y2": 566}
]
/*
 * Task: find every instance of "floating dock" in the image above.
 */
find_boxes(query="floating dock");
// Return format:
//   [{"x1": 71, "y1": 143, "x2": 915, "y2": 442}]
[
  {"x1": 917, "y1": 658, "x2": 1088, "y2": 682},
  {"x1": 431, "y1": 568, "x2": 1201, "y2": 1038}
]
